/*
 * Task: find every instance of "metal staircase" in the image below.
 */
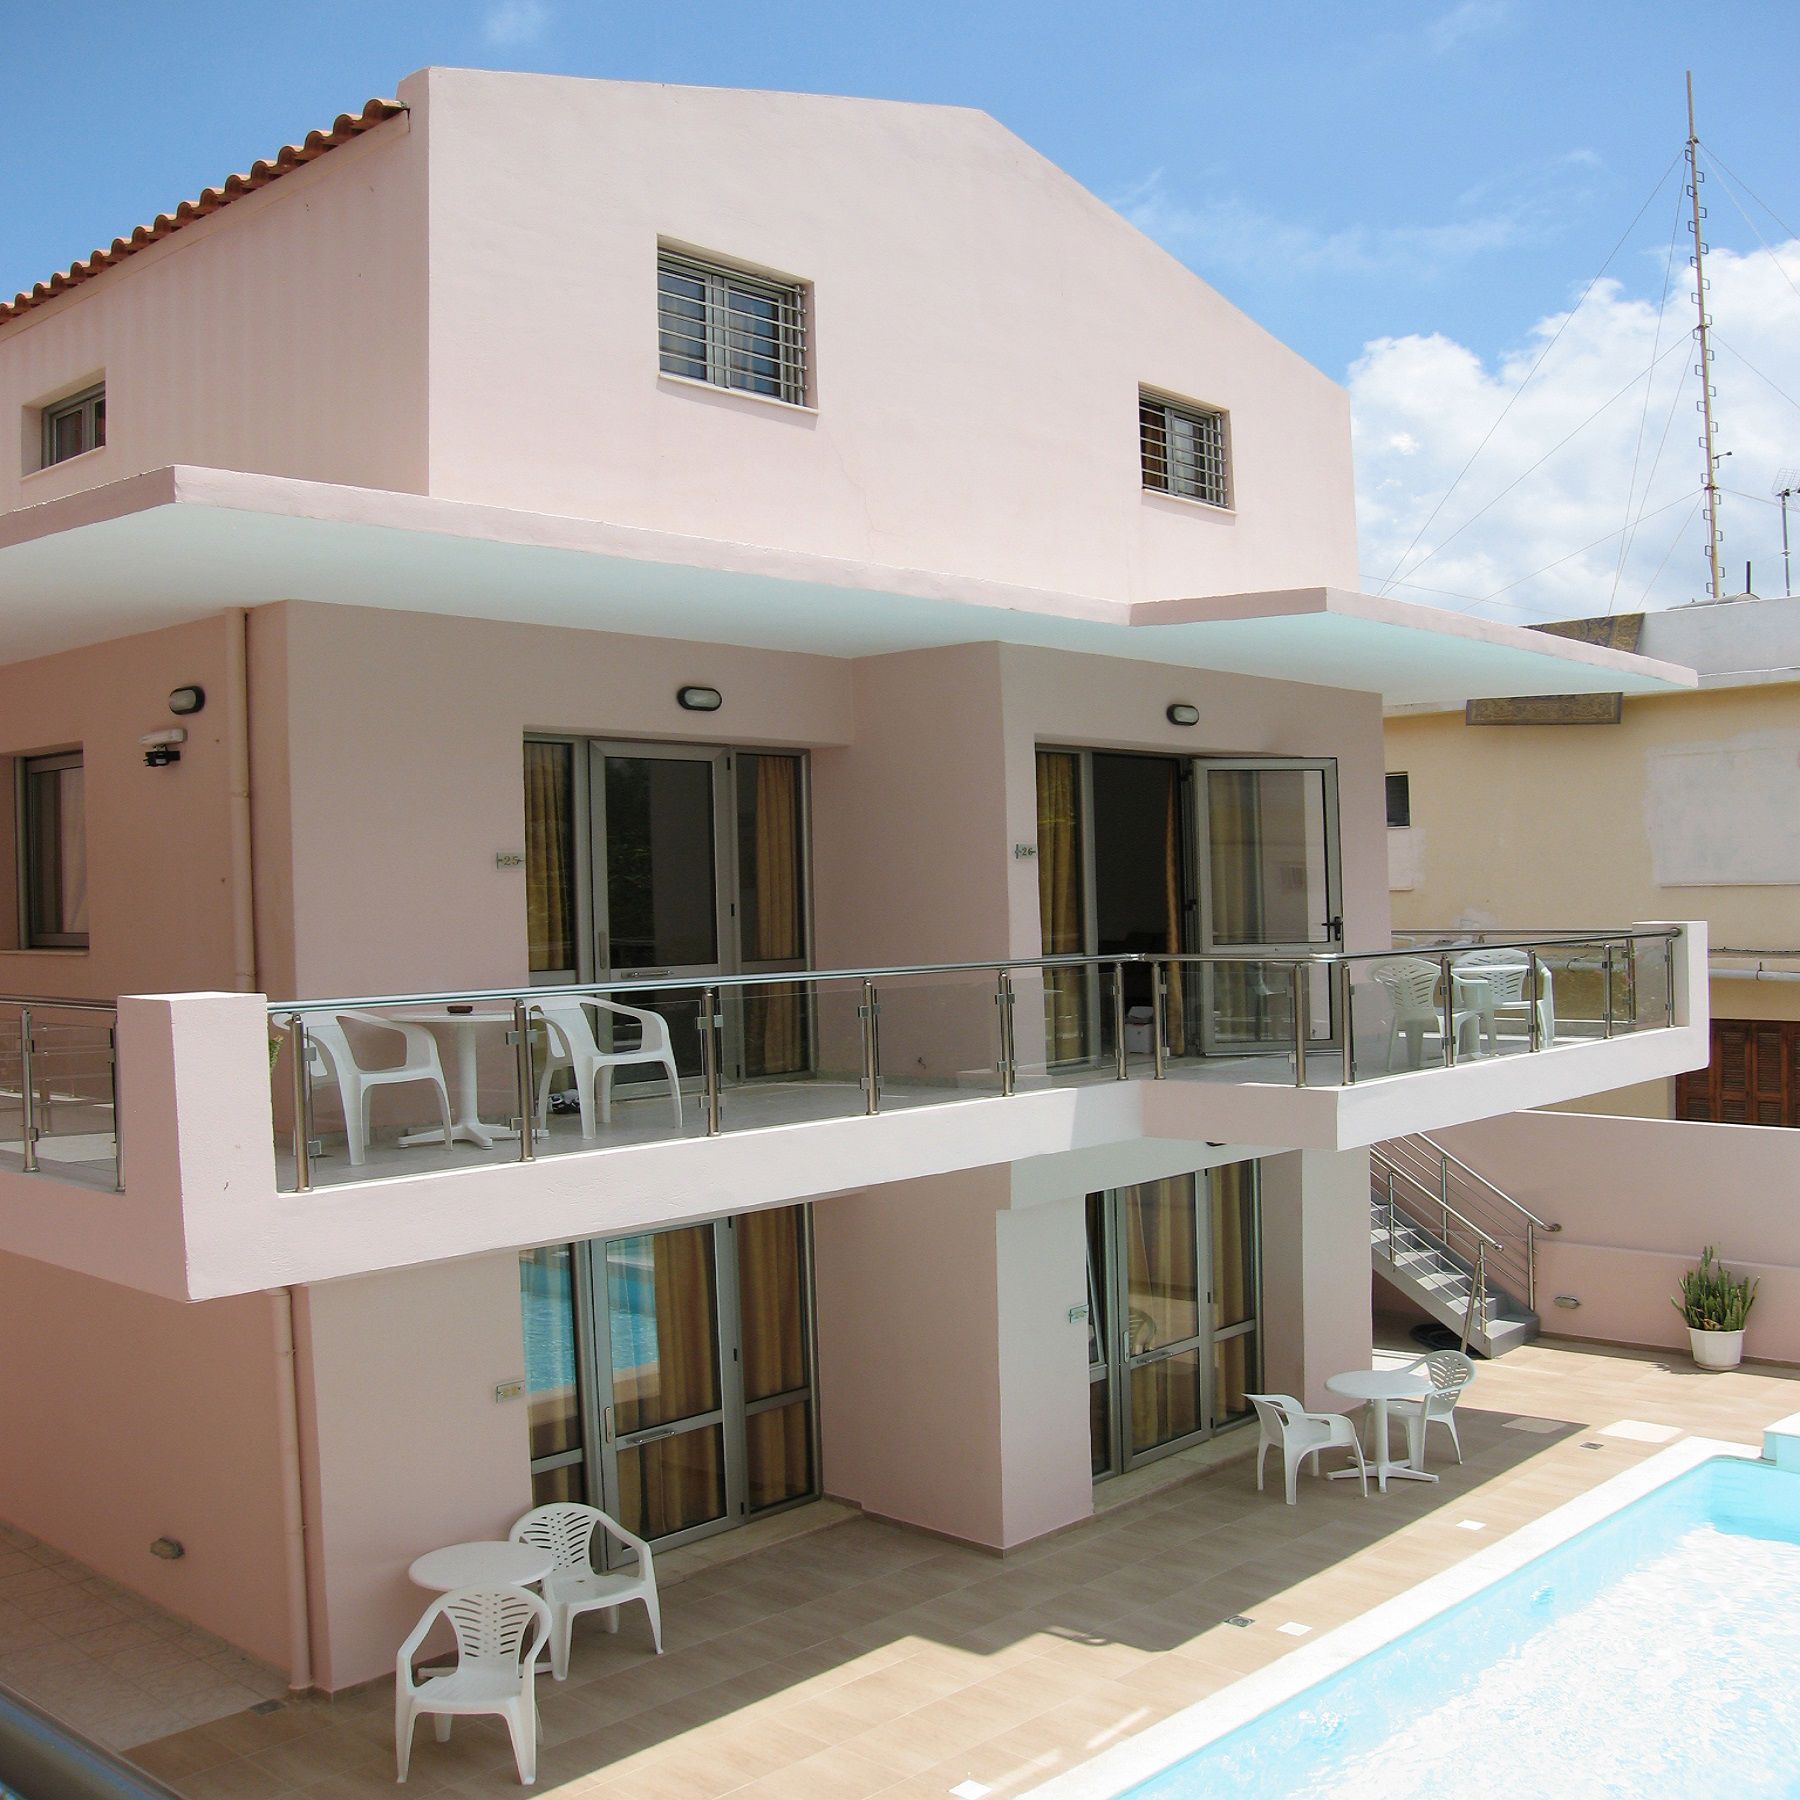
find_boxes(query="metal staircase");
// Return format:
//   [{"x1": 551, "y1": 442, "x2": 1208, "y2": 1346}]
[{"x1": 1369, "y1": 1133, "x2": 1557, "y2": 1358}]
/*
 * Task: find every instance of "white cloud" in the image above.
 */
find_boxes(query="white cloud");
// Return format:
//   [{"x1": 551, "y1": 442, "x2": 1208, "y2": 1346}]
[
  {"x1": 1425, "y1": 0, "x2": 1515, "y2": 56},
  {"x1": 483, "y1": 0, "x2": 549, "y2": 45},
  {"x1": 1350, "y1": 241, "x2": 1800, "y2": 618}
]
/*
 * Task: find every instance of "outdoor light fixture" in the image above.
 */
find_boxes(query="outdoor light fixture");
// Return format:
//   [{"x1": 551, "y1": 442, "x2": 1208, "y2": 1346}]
[
  {"x1": 1166, "y1": 703, "x2": 1199, "y2": 726},
  {"x1": 141, "y1": 728, "x2": 186, "y2": 768},
  {"x1": 677, "y1": 686, "x2": 723, "y2": 712},
  {"x1": 149, "y1": 1537, "x2": 185, "y2": 1560},
  {"x1": 168, "y1": 685, "x2": 206, "y2": 716}
]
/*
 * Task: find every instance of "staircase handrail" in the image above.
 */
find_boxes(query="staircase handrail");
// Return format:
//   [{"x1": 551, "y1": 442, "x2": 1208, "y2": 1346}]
[
  {"x1": 1371, "y1": 1151, "x2": 1504, "y2": 1253},
  {"x1": 1413, "y1": 1133, "x2": 1557, "y2": 1232}
]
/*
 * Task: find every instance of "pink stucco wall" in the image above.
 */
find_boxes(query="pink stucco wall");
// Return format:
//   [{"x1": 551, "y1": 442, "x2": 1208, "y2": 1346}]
[{"x1": 0, "y1": 1255, "x2": 295, "y2": 1668}]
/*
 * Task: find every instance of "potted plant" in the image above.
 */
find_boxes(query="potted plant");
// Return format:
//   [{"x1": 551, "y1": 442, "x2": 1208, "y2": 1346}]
[{"x1": 1673, "y1": 1246, "x2": 1758, "y2": 1370}]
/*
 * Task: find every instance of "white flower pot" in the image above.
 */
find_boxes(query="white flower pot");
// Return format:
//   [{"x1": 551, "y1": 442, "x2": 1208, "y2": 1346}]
[{"x1": 1688, "y1": 1326, "x2": 1745, "y2": 1370}]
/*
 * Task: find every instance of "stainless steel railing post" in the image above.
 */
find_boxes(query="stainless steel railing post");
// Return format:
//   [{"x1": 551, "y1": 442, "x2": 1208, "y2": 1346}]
[
  {"x1": 1151, "y1": 962, "x2": 1167, "y2": 1080},
  {"x1": 996, "y1": 970, "x2": 1016, "y2": 1097},
  {"x1": 1666, "y1": 934, "x2": 1677, "y2": 1028},
  {"x1": 1439, "y1": 1147, "x2": 1452, "y2": 1244},
  {"x1": 1461, "y1": 1246, "x2": 1485, "y2": 1355},
  {"x1": 1336, "y1": 959, "x2": 1356, "y2": 1084},
  {"x1": 1625, "y1": 935, "x2": 1639, "y2": 1029},
  {"x1": 511, "y1": 997, "x2": 537, "y2": 1163},
  {"x1": 1111, "y1": 963, "x2": 1128, "y2": 1080},
  {"x1": 700, "y1": 986, "x2": 723, "y2": 1135},
  {"x1": 1290, "y1": 964, "x2": 1308, "y2": 1087},
  {"x1": 288, "y1": 1014, "x2": 313, "y2": 1193},
  {"x1": 1439, "y1": 954, "x2": 1457, "y2": 1068},
  {"x1": 108, "y1": 1021, "x2": 124, "y2": 1192},
  {"x1": 860, "y1": 978, "x2": 882, "y2": 1115},
  {"x1": 1526, "y1": 1218, "x2": 1536, "y2": 1313},
  {"x1": 1602, "y1": 942, "x2": 1616, "y2": 1039},
  {"x1": 1528, "y1": 950, "x2": 1544, "y2": 1052},
  {"x1": 17, "y1": 1006, "x2": 37, "y2": 1174}
]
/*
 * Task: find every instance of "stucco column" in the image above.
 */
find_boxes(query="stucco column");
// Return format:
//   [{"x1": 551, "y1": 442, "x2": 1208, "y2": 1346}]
[
  {"x1": 813, "y1": 1169, "x2": 1093, "y2": 1549},
  {"x1": 1258, "y1": 1147, "x2": 1374, "y2": 1409}
]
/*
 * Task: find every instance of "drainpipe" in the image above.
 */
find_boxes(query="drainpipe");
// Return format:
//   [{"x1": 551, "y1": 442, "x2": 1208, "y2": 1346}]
[
  {"x1": 227, "y1": 608, "x2": 257, "y2": 993},
  {"x1": 270, "y1": 1287, "x2": 315, "y2": 1691}
]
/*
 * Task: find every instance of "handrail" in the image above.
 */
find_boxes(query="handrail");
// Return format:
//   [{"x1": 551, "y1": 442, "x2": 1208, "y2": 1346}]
[
  {"x1": 1371, "y1": 1151, "x2": 1504, "y2": 1252},
  {"x1": 265, "y1": 929, "x2": 1682, "y2": 1014},
  {"x1": 0, "y1": 995, "x2": 118, "y2": 1013},
  {"x1": 1413, "y1": 1131, "x2": 1555, "y2": 1231},
  {"x1": 0, "y1": 1681, "x2": 182, "y2": 1798}
]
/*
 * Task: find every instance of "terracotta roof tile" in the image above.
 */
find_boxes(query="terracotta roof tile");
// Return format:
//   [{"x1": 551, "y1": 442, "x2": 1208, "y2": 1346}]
[{"x1": 2, "y1": 98, "x2": 405, "y2": 327}]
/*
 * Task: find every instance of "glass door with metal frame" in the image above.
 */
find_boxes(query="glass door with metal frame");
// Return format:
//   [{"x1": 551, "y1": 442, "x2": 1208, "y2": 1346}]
[
  {"x1": 1087, "y1": 1164, "x2": 1263, "y2": 1479},
  {"x1": 1194, "y1": 758, "x2": 1342, "y2": 1057}
]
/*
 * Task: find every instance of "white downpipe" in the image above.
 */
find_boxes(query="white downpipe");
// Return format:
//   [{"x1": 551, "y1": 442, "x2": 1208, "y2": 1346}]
[
  {"x1": 227, "y1": 608, "x2": 257, "y2": 994},
  {"x1": 270, "y1": 1287, "x2": 314, "y2": 1691},
  {"x1": 1712, "y1": 963, "x2": 1800, "y2": 984}
]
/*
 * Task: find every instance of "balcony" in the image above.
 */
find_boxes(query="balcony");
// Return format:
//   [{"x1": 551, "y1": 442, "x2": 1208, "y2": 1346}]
[{"x1": 0, "y1": 927, "x2": 1706, "y2": 1300}]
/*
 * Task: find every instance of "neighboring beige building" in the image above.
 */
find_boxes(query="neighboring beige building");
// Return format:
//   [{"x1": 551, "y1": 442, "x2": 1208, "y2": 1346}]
[{"x1": 1385, "y1": 592, "x2": 1800, "y2": 1355}]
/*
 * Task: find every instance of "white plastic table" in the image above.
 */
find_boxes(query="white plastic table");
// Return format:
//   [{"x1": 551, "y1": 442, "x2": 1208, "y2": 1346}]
[
  {"x1": 1325, "y1": 1364, "x2": 1439, "y2": 1491},
  {"x1": 408, "y1": 1540, "x2": 554, "y2": 1592},
  {"x1": 397, "y1": 1008, "x2": 521, "y2": 1149},
  {"x1": 1452, "y1": 965, "x2": 1532, "y2": 1055}
]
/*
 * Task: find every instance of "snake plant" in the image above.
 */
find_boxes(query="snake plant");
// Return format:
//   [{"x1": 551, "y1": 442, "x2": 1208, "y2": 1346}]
[{"x1": 1673, "y1": 1246, "x2": 1758, "y2": 1333}]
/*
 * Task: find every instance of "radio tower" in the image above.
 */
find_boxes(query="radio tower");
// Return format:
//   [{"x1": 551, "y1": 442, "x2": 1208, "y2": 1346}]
[{"x1": 1686, "y1": 71, "x2": 1725, "y2": 601}]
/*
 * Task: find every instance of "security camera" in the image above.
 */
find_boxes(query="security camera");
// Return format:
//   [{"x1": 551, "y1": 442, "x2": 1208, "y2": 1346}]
[{"x1": 141, "y1": 727, "x2": 186, "y2": 767}]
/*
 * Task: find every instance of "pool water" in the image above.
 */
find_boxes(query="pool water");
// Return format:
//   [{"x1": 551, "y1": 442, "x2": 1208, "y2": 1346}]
[
  {"x1": 1124, "y1": 1457, "x2": 1800, "y2": 1797},
  {"x1": 519, "y1": 1250, "x2": 658, "y2": 1396}
]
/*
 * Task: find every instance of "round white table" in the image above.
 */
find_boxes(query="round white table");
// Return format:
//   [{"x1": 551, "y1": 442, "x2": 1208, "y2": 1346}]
[
  {"x1": 1325, "y1": 1364, "x2": 1439, "y2": 1491},
  {"x1": 397, "y1": 1009, "x2": 522, "y2": 1150},
  {"x1": 408, "y1": 1540, "x2": 554, "y2": 1592}
]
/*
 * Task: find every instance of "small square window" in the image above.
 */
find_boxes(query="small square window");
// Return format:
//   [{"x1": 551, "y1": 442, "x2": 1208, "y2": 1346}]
[
  {"x1": 39, "y1": 383, "x2": 106, "y2": 469},
  {"x1": 19, "y1": 752, "x2": 88, "y2": 948},
  {"x1": 657, "y1": 252, "x2": 807, "y2": 405},
  {"x1": 1386, "y1": 773, "x2": 1411, "y2": 829},
  {"x1": 1140, "y1": 390, "x2": 1231, "y2": 508}
]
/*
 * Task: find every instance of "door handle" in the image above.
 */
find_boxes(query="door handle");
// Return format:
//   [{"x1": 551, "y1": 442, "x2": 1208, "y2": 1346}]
[{"x1": 1324, "y1": 916, "x2": 1343, "y2": 939}]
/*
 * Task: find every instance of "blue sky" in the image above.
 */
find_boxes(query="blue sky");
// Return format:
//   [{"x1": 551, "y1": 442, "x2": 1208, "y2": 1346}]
[{"x1": 4, "y1": 0, "x2": 1799, "y2": 613}]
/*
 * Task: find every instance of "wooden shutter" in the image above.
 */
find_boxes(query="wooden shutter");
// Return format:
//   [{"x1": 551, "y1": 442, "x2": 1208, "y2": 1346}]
[{"x1": 1678, "y1": 1019, "x2": 1800, "y2": 1126}]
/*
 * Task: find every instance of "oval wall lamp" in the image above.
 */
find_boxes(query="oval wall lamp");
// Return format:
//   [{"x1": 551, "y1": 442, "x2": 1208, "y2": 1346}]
[
  {"x1": 1166, "y1": 703, "x2": 1199, "y2": 727},
  {"x1": 677, "y1": 686, "x2": 723, "y2": 712},
  {"x1": 168, "y1": 685, "x2": 206, "y2": 716}
]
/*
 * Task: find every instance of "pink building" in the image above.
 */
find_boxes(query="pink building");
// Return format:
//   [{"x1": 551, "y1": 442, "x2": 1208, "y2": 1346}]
[{"x1": 0, "y1": 69, "x2": 1705, "y2": 1695}]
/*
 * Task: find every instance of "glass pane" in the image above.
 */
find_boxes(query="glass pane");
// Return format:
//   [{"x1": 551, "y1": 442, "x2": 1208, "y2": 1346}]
[
  {"x1": 1212, "y1": 1332, "x2": 1257, "y2": 1427},
  {"x1": 51, "y1": 409, "x2": 85, "y2": 463},
  {"x1": 1084, "y1": 1192, "x2": 1108, "y2": 1367},
  {"x1": 520, "y1": 1246, "x2": 581, "y2": 1461},
  {"x1": 745, "y1": 1401, "x2": 813, "y2": 1512},
  {"x1": 1124, "y1": 1177, "x2": 1200, "y2": 1350},
  {"x1": 25, "y1": 760, "x2": 86, "y2": 942},
  {"x1": 1129, "y1": 1347, "x2": 1203, "y2": 1455},
  {"x1": 737, "y1": 754, "x2": 809, "y2": 1077},
  {"x1": 1089, "y1": 1375, "x2": 1112, "y2": 1478},
  {"x1": 604, "y1": 757, "x2": 718, "y2": 969},
  {"x1": 523, "y1": 742, "x2": 576, "y2": 974},
  {"x1": 531, "y1": 1462, "x2": 586, "y2": 1506},
  {"x1": 736, "y1": 1206, "x2": 808, "y2": 1403},
  {"x1": 607, "y1": 1226, "x2": 720, "y2": 1431},
  {"x1": 1208, "y1": 768, "x2": 1329, "y2": 945},
  {"x1": 616, "y1": 1424, "x2": 726, "y2": 1539},
  {"x1": 1210, "y1": 1165, "x2": 1258, "y2": 1329},
  {"x1": 1035, "y1": 751, "x2": 1087, "y2": 1061},
  {"x1": 91, "y1": 394, "x2": 105, "y2": 449}
]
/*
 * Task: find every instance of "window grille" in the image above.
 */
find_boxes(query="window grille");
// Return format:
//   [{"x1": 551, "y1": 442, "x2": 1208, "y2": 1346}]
[
  {"x1": 1140, "y1": 391, "x2": 1230, "y2": 508},
  {"x1": 657, "y1": 252, "x2": 807, "y2": 405},
  {"x1": 40, "y1": 384, "x2": 106, "y2": 469}
]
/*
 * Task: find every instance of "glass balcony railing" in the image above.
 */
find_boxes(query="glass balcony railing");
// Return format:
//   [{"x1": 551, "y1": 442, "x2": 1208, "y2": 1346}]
[
  {"x1": 259, "y1": 928, "x2": 1685, "y2": 1193},
  {"x1": 0, "y1": 995, "x2": 121, "y2": 1191}
]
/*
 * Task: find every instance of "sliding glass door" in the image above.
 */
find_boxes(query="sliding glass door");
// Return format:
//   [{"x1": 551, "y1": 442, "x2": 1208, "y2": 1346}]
[
  {"x1": 1087, "y1": 1164, "x2": 1262, "y2": 1479},
  {"x1": 521, "y1": 1205, "x2": 818, "y2": 1555}
]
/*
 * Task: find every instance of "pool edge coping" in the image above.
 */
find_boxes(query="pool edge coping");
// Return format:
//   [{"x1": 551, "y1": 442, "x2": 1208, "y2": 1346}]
[{"x1": 1023, "y1": 1433, "x2": 1759, "y2": 1798}]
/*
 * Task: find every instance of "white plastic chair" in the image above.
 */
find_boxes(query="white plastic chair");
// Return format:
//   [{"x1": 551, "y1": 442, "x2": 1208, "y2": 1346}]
[
  {"x1": 396, "y1": 1583, "x2": 551, "y2": 1785},
  {"x1": 509, "y1": 1502, "x2": 663, "y2": 1679},
  {"x1": 300, "y1": 1010, "x2": 452, "y2": 1166},
  {"x1": 531, "y1": 999, "x2": 682, "y2": 1136},
  {"x1": 1393, "y1": 1351, "x2": 1474, "y2": 1468},
  {"x1": 1245, "y1": 1393, "x2": 1369, "y2": 1503},
  {"x1": 1370, "y1": 958, "x2": 1483, "y2": 1070},
  {"x1": 1452, "y1": 949, "x2": 1555, "y2": 1051}
]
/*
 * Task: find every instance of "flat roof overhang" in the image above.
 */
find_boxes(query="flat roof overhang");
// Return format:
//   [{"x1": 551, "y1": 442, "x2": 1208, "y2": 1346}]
[{"x1": 0, "y1": 466, "x2": 1698, "y2": 701}]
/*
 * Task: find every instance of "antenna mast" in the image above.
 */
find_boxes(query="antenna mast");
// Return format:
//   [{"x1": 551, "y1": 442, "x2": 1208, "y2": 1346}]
[{"x1": 1686, "y1": 71, "x2": 1725, "y2": 601}]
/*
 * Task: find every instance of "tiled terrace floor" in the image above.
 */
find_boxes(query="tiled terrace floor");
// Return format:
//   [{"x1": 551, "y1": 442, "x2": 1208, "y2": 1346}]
[{"x1": 120, "y1": 1333, "x2": 1800, "y2": 1798}]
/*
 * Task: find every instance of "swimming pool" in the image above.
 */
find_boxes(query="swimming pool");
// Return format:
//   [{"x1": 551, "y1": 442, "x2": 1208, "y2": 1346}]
[{"x1": 1031, "y1": 1437, "x2": 1800, "y2": 1798}]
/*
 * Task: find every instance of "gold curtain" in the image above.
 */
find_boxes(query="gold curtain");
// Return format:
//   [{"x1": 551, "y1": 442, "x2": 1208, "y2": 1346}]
[
  {"x1": 1208, "y1": 771, "x2": 1265, "y2": 1040},
  {"x1": 613, "y1": 1227, "x2": 724, "y2": 1539},
  {"x1": 1163, "y1": 768, "x2": 1188, "y2": 1056},
  {"x1": 737, "y1": 1207, "x2": 813, "y2": 1509},
  {"x1": 1125, "y1": 1180, "x2": 1202, "y2": 1451},
  {"x1": 1036, "y1": 751, "x2": 1086, "y2": 1061},
  {"x1": 1210, "y1": 1165, "x2": 1256, "y2": 1418},
  {"x1": 744, "y1": 757, "x2": 807, "y2": 1077},
  {"x1": 523, "y1": 743, "x2": 574, "y2": 973}
]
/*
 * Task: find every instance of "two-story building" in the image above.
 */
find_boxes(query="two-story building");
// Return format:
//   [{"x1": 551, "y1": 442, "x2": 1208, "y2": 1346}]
[{"x1": 0, "y1": 68, "x2": 1705, "y2": 1695}]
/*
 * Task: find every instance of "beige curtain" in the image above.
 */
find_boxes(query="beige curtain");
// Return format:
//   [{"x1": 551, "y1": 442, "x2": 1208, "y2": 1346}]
[
  {"x1": 1210, "y1": 1165, "x2": 1255, "y2": 1416},
  {"x1": 1208, "y1": 771, "x2": 1267, "y2": 1040},
  {"x1": 1036, "y1": 751, "x2": 1087, "y2": 1060},
  {"x1": 737, "y1": 1207, "x2": 812, "y2": 1509},
  {"x1": 523, "y1": 743, "x2": 574, "y2": 974},
  {"x1": 1125, "y1": 1180, "x2": 1202, "y2": 1451},
  {"x1": 744, "y1": 756, "x2": 807, "y2": 1077}
]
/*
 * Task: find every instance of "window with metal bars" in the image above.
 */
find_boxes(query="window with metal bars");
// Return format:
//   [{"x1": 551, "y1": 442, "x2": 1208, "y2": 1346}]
[
  {"x1": 1140, "y1": 391, "x2": 1231, "y2": 508},
  {"x1": 657, "y1": 251, "x2": 807, "y2": 405}
]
